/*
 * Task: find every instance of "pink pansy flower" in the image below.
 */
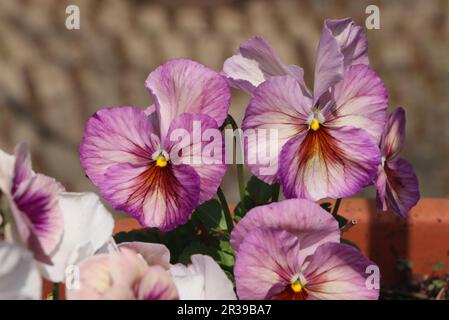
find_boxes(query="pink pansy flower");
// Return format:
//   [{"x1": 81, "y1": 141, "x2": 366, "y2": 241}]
[
  {"x1": 0, "y1": 242, "x2": 41, "y2": 300},
  {"x1": 0, "y1": 144, "x2": 64, "y2": 264},
  {"x1": 374, "y1": 107, "x2": 420, "y2": 218},
  {"x1": 223, "y1": 18, "x2": 387, "y2": 200},
  {"x1": 232, "y1": 200, "x2": 380, "y2": 300},
  {"x1": 80, "y1": 59, "x2": 231, "y2": 231},
  {"x1": 119, "y1": 242, "x2": 237, "y2": 300},
  {"x1": 66, "y1": 248, "x2": 179, "y2": 300}
]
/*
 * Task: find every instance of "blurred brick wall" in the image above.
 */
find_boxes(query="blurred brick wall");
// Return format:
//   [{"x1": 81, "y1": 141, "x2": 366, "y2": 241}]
[{"x1": 0, "y1": 0, "x2": 448, "y2": 204}]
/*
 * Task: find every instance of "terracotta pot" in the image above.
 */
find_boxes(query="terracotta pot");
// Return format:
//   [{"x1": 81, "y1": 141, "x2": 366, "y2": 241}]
[
  {"x1": 42, "y1": 198, "x2": 449, "y2": 298},
  {"x1": 335, "y1": 198, "x2": 449, "y2": 286}
]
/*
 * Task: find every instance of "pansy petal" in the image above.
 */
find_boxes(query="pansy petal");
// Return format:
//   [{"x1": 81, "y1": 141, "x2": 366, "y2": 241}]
[
  {"x1": 144, "y1": 104, "x2": 162, "y2": 138},
  {"x1": 66, "y1": 254, "x2": 130, "y2": 300},
  {"x1": 223, "y1": 36, "x2": 307, "y2": 94},
  {"x1": 145, "y1": 59, "x2": 231, "y2": 138},
  {"x1": 0, "y1": 242, "x2": 42, "y2": 300},
  {"x1": 384, "y1": 158, "x2": 420, "y2": 218},
  {"x1": 381, "y1": 107, "x2": 406, "y2": 160},
  {"x1": 242, "y1": 76, "x2": 311, "y2": 183},
  {"x1": 222, "y1": 54, "x2": 264, "y2": 94},
  {"x1": 67, "y1": 248, "x2": 148, "y2": 300},
  {"x1": 80, "y1": 106, "x2": 161, "y2": 186},
  {"x1": 73, "y1": 255, "x2": 178, "y2": 300},
  {"x1": 279, "y1": 126, "x2": 380, "y2": 200},
  {"x1": 0, "y1": 145, "x2": 64, "y2": 264},
  {"x1": 170, "y1": 255, "x2": 236, "y2": 300},
  {"x1": 231, "y1": 199, "x2": 339, "y2": 259},
  {"x1": 101, "y1": 161, "x2": 200, "y2": 231},
  {"x1": 313, "y1": 18, "x2": 369, "y2": 105},
  {"x1": 144, "y1": 104, "x2": 156, "y2": 116},
  {"x1": 165, "y1": 113, "x2": 227, "y2": 203},
  {"x1": 108, "y1": 248, "x2": 151, "y2": 292},
  {"x1": 66, "y1": 254, "x2": 115, "y2": 300},
  {"x1": 324, "y1": 65, "x2": 388, "y2": 142},
  {"x1": 234, "y1": 229, "x2": 301, "y2": 300},
  {"x1": 324, "y1": 18, "x2": 369, "y2": 67},
  {"x1": 138, "y1": 265, "x2": 179, "y2": 300},
  {"x1": 12, "y1": 143, "x2": 33, "y2": 189},
  {"x1": 303, "y1": 242, "x2": 379, "y2": 300},
  {"x1": 10, "y1": 173, "x2": 64, "y2": 263},
  {"x1": 118, "y1": 242, "x2": 171, "y2": 269},
  {"x1": 38, "y1": 192, "x2": 114, "y2": 282},
  {"x1": 313, "y1": 21, "x2": 344, "y2": 106}
]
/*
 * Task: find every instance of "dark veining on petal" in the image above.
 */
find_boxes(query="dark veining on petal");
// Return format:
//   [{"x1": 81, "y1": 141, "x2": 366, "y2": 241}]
[
  {"x1": 300, "y1": 127, "x2": 345, "y2": 165},
  {"x1": 125, "y1": 163, "x2": 183, "y2": 211},
  {"x1": 13, "y1": 183, "x2": 52, "y2": 234}
]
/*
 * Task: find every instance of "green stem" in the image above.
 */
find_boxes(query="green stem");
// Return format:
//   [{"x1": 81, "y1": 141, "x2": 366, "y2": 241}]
[
  {"x1": 332, "y1": 198, "x2": 342, "y2": 216},
  {"x1": 217, "y1": 187, "x2": 234, "y2": 233},
  {"x1": 226, "y1": 115, "x2": 246, "y2": 203},
  {"x1": 52, "y1": 283, "x2": 59, "y2": 300},
  {"x1": 272, "y1": 183, "x2": 280, "y2": 202}
]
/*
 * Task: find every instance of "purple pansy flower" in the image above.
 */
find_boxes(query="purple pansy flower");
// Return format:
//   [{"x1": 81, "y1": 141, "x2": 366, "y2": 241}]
[
  {"x1": 374, "y1": 107, "x2": 420, "y2": 218},
  {"x1": 232, "y1": 200, "x2": 379, "y2": 300},
  {"x1": 224, "y1": 18, "x2": 387, "y2": 200},
  {"x1": 0, "y1": 144, "x2": 64, "y2": 264},
  {"x1": 80, "y1": 59, "x2": 231, "y2": 231}
]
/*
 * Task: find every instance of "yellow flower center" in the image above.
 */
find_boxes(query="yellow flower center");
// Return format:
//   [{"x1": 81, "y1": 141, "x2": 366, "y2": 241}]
[
  {"x1": 155, "y1": 155, "x2": 168, "y2": 168},
  {"x1": 290, "y1": 280, "x2": 303, "y2": 293},
  {"x1": 310, "y1": 118, "x2": 320, "y2": 131}
]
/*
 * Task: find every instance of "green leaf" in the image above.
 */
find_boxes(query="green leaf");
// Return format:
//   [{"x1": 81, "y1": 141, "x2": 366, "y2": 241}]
[
  {"x1": 114, "y1": 227, "x2": 162, "y2": 244},
  {"x1": 219, "y1": 239, "x2": 234, "y2": 254},
  {"x1": 428, "y1": 279, "x2": 446, "y2": 291},
  {"x1": 341, "y1": 238, "x2": 360, "y2": 250},
  {"x1": 320, "y1": 202, "x2": 332, "y2": 213},
  {"x1": 234, "y1": 195, "x2": 254, "y2": 219},
  {"x1": 432, "y1": 261, "x2": 446, "y2": 272},
  {"x1": 246, "y1": 175, "x2": 273, "y2": 204},
  {"x1": 224, "y1": 270, "x2": 235, "y2": 285},
  {"x1": 217, "y1": 237, "x2": 235, "y2": 268},
  {"x1": 335, "y1": 214, "x2": 348, "y2": 229},
  {"x1": 396, "y1": 258, "x2": 414, "y2": 271},
  {"x1": 114, "y1": 220, "x2": 202, "y2": 264},
  {"x1": 234, "y1": 175, "x2": 277, "y2": 219},
  {"x1": 192, "y1": 199, "x2": 226, "y2": 232},
  {"x1": 217, "y1": 251, "x2": 235, "y2": 268}
]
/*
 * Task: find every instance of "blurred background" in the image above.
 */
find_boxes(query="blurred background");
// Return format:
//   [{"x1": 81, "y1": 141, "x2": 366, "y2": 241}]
[{"x1": 0, "y1": 0, "x2": 448, "y2": 205}]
